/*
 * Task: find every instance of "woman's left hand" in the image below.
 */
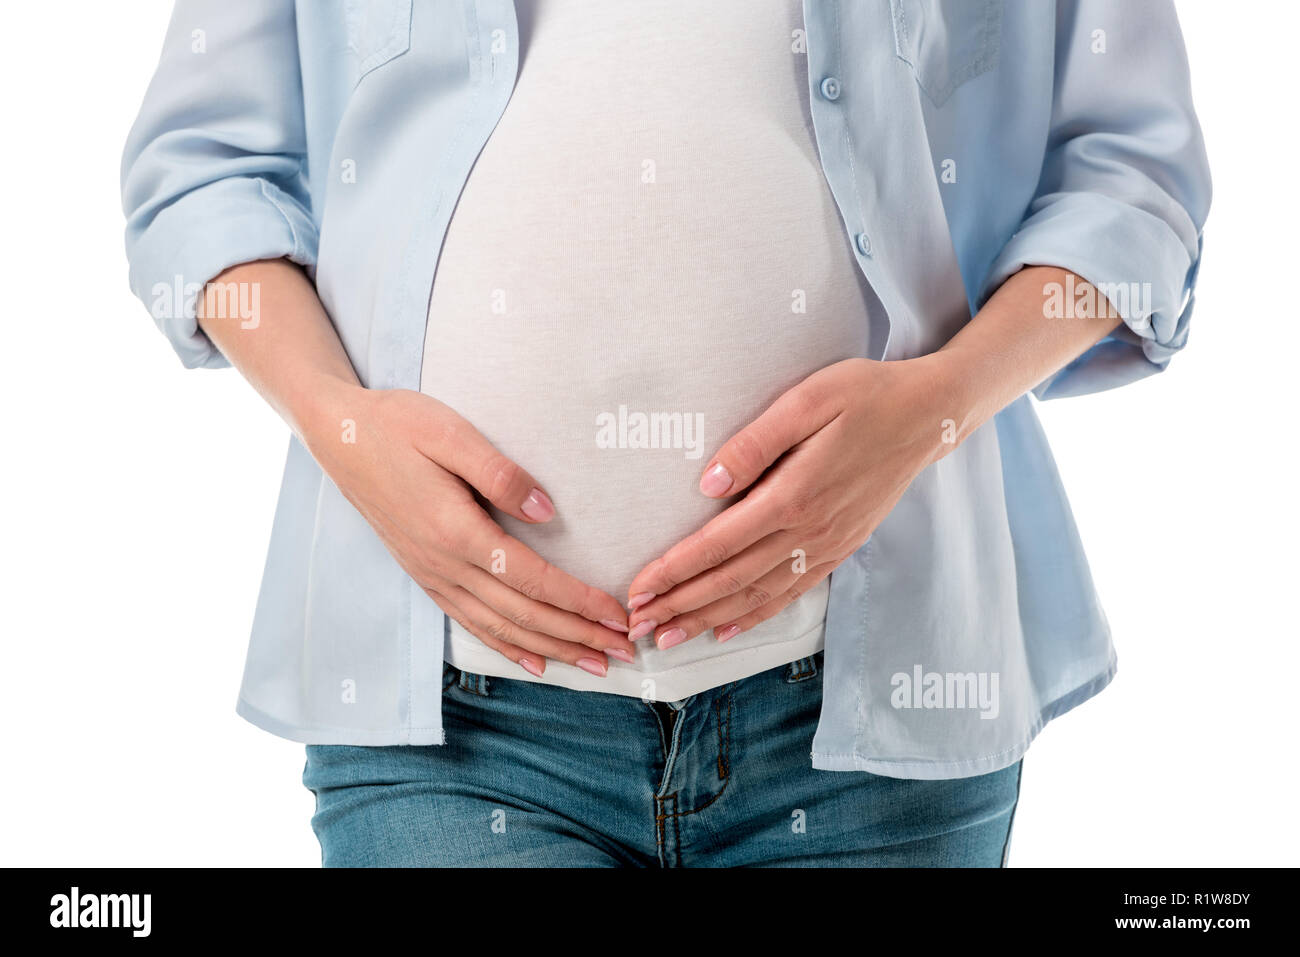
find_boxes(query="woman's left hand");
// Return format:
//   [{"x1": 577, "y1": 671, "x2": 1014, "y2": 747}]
[{"x1": 625, "y1": 355, "x2": 954, "y2": 648}]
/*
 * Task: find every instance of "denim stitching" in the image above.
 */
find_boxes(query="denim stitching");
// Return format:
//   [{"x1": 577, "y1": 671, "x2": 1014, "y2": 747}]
[
  {"x1": 649, "y1": 701, "x2": 671, "y2": 762},
  {"x1": 656, "y1": 692, "x2": 733, "y2": 847},
  {"x1": 655, "y1": 792, "x2": 681, "y2": 867},
  {"x1": 651, "y1": 693, "x2": 734, "y2": 865},
  {"x1": 713, "y1": 691, "x2": 732, "y2": 780},
  {"x1": 1000, "y1": 760, "x2": 1024, "y2": 867},
  {"x1": 671, "y1": 794, "x2": 681, "y2": 867}
]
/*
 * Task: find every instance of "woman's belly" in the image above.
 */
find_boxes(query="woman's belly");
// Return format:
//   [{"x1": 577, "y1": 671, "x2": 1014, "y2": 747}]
[{"x1": 419, "y1": 0, "x2": 875, "y2": 692}]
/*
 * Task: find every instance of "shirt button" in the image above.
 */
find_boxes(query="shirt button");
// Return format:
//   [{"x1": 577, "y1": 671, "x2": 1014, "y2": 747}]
[
  {"x1": 819, "y1": 76, "x2": 842, "y2": 101},
  {"x1": 855, "y1": 232, "x2": 872, "y2": 256}
]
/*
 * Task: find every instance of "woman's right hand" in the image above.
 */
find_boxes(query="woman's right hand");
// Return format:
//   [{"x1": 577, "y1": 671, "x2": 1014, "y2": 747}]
[{"x1": 301, "y1": 382, "x2": 635, "y2": 678}]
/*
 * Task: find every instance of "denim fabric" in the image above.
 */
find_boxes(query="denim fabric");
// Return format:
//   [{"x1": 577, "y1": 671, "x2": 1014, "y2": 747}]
[{"x1": 304, "y1": 653, "x2": 1022, "y2": 867}]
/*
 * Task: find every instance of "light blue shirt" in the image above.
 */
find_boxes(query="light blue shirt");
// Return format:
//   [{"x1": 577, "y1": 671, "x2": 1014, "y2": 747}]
[{"x1": 121, "y1": 0, "x2": 1210, "y2": 778}]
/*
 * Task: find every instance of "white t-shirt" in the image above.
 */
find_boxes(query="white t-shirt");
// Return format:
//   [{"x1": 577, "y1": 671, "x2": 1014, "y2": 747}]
[{"x1": 421, "y1": 0, "x2": 875, "y2": 699}]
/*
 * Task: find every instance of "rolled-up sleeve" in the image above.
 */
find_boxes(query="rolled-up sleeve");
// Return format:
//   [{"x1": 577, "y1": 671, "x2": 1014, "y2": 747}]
[
  {"x1": 979, "y1": 0, "x2": 1212, "y2": 399},
  {"x1": 121, "y1": 0, "x2": 317, "y2": 369}
]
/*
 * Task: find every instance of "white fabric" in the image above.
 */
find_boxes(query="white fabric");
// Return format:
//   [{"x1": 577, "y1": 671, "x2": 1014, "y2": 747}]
[{"x1": 421, "y1": 0, "x2": 874, "y2": 698}]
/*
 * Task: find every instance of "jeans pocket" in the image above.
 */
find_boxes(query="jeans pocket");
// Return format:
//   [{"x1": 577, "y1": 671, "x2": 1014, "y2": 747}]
[
  {"x1": 889, "y1": 0, "x2": 1002, "y2": 107},
  {"x1": 344, "y1": 0, "x2": 413, "y2": 85}
]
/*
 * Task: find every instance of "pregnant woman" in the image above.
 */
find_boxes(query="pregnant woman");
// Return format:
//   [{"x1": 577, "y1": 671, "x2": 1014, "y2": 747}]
[{"x1": 122, "y1": 0, "x2": 1209, "y2": 866}]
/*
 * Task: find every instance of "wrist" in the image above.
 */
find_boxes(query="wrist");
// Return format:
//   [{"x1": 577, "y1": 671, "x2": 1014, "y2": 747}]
[
  {"x1": 909, "y1": 350, "x2": 988, "y2": 460},
  {"x1": 290, "y1": 373, "x2": 368, "y2": 453}
]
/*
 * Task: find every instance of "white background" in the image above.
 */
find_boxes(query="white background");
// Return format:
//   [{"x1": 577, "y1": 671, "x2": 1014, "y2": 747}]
[{"x1": 0, "y1": 2, "x2": 1295, "y2": 867}]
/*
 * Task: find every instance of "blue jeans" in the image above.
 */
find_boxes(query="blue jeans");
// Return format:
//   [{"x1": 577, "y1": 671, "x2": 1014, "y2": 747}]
[{"x1": 303, "y1": 653, "x2": 1023, "y2": 867}]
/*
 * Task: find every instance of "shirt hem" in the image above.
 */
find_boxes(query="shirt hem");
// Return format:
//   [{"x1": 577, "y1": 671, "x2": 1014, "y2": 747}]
[
  {"x1": 235, "y1": 654, "x2": 1116, "y2": 772},
  {"x1": 235, "y1": 696, "x2": 446, "y2": 746},
  {"x1": 808, "y1": 654, "x2": 1117, "y2": 779}
]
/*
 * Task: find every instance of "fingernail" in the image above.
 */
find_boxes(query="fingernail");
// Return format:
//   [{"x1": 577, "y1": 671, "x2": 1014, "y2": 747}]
[
  {"x1": 605, "y1": 647, "x2": 635, "y2": 664},
  {"x1": 699, "y1": 463, "x2": 733, "y2": 497},
  {"x1": 520, "y1": 487, "x2": 555, "y2": 522},
  {"x1": 520, "y1": 658, "x2": 545, "y2": 678},
  {"x1": 600, "y1": 619, "x2": 629, "y2": 632},
  {"x1": 716, "y1": 624, "x2": 741, "y2": 643},
  {"x1": 629, "y1": 619, "x2": 657, "y2": 641},
  {"x1": 657, "y1": 627, "x2": 688, "y2": 650},
  {"x1": 576, "y1": 657, "x2": 607, "y2": 677},
  {"x1": 628, "y1": 592, "x2": 655, "y2": 611}
]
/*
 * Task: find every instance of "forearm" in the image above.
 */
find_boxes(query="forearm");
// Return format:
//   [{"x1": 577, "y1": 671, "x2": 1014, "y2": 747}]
[
  {"x1": 927, "y1": 266, "x2": 1120, "y2": 448},
  {"x1": 196, "y1": 258, "x2": 359, "y2": 442}
]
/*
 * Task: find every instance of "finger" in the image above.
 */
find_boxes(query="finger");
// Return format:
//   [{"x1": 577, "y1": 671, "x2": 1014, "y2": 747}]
[
  {"x1": 414, "y1": 398, "x2": 557, "y2": 523},
  {"x1": 627, "y1": 532, "x2": 798, "y2": 634},
  {"x1": 437, "y1": 585, "x2": 615, "y2": 678},
  {"x1": 647, "y1": 561, "x2": 805, "y2": 650},
  {"x1": 454, "y1": 514, "x2": 630, "y2": 629},
  {"x1": 712, "y1": 563, "x2": 837, "y2": 642},
  {"x1": 626, "y1": 489, "x2": 786, "y2": 608},
  {"x1": 458, "y1": 563, "x2": 637, "y2": 656},
  {"x1": 427, "y1": 587, "x2": 547, "y2": 678},
  {"x1": 697, "y1": 376, "x2": 838, "y2": 499}
]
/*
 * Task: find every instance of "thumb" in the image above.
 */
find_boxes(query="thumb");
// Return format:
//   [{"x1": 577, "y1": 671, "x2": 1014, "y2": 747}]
[
  {"x1": 416, "y1": 398, "x2": 556, "y2": 523},
  {"x1": 698, "y1": 379, "x2": 835, "y2": 498}
]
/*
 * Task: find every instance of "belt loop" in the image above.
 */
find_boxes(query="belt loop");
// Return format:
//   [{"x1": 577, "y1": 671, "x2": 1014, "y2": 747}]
[
  {"x1": 785, "y1": 655, "x2": 820, "y2": 683},
  {"x1": 458, "y1": 669, "x2": 490, "y2": 696}
]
